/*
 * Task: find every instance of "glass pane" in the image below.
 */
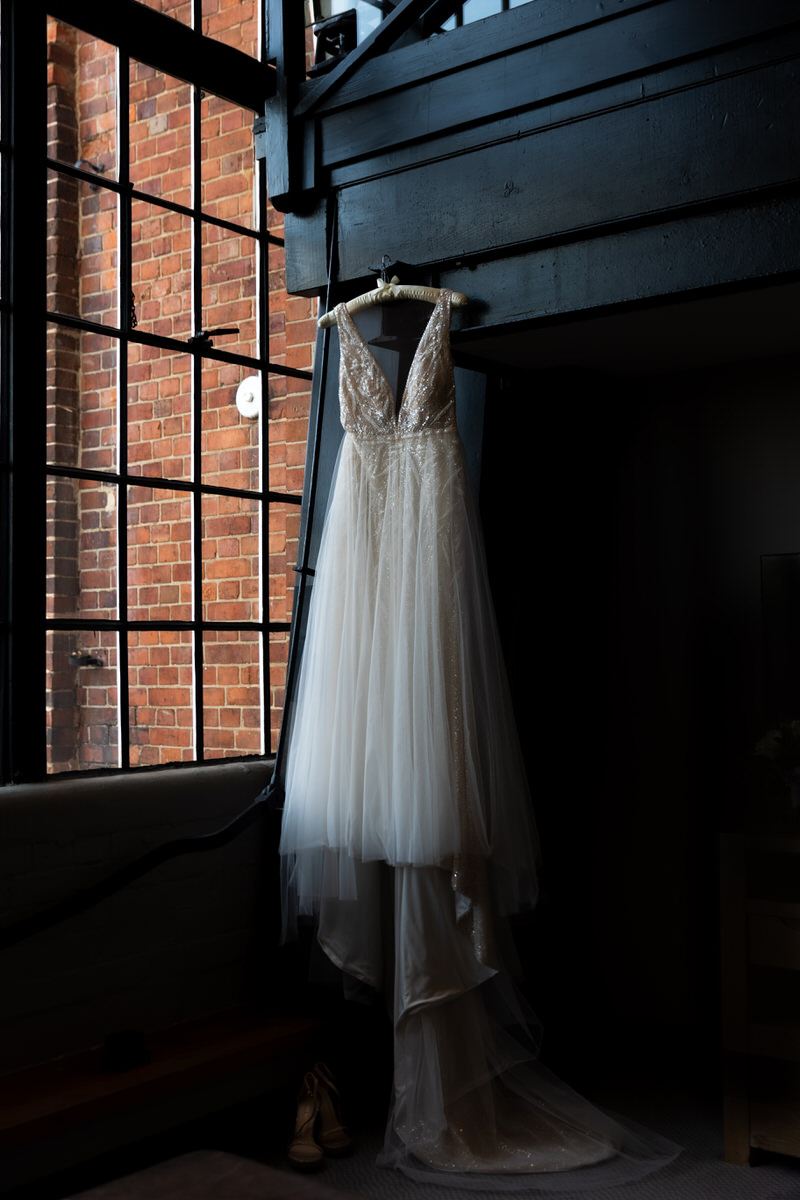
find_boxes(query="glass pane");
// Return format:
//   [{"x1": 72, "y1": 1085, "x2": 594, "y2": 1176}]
[
  {"x1": 201, "y1": 362, "x2": 260, "y2": 490},
  {"x1": 131, "y1": 199, "x2": 192, "y2": 338},
  {"x1": 47, "y1": 168, "x2": 119, "y2": 326},
  {"x1": 201, "y1": 221, "x2": 258, "y2": 358},
  {"x1": 47, "y1": 20, "x2": 118, "y2": 180},
  {"x1": 134, "y1": 0, "x2": 192, "y2": 24},
  {"x1": 47, "y1": 327, "x2": 118, "y2": 473},
  {"x1": 202, "y1": 493, "x2": 260, "y2": 623},
  {"x1": 47, "y1": 630, "x2": 120, "y2": 773},
  {"x1": 129, "y1": 62, "x2": 192, "y2": 207},
  {"x1": 47, "y1": 474, "x2": 118, "y2": 620},
  {"x1": 200, "y1": 0, "x2": 260, "y2": 59},
  {"x1": 127, "y1": 485, "x2": 192, "y2": 621},
  {"x1": 200, "y1": 91, "x2": 256, "y2": 230},
  {"x1": 267, "y1": 233, "x2": 315, "y2": 376},
  {"x1": 268, "y1": 630, "x2": 289, "y2": 754},
  {"x1": 202, "y1": 630, "x2": 263, "y2": 758},
  {"x1": 129, "y1": 629, "x2": 194, "y2": 766},
  {"x1": 462, "y1": 0, "x2": 504, "y2": 21},
  {"x1": 128, "y1": 343, "x2": 192, "y2": 480},
  {"x1": 267, "y1": 372, "x2": 311, "y2": 496},
  {"x1": 268, "y1": 500, "x2": 301, "y2": 625}
]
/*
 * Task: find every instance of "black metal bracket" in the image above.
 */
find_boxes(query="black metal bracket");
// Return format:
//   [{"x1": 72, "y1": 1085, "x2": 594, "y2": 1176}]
[
  {"x1": 70, "y1": 650, "x2": 104, "y2": 668},
  {"x1": 187, "y1": 327, "x2": 240, "y2": 348}
]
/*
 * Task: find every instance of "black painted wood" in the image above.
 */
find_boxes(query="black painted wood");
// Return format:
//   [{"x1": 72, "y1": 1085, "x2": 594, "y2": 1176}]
[
  {"x1": 49, "y1": 0, "x2": 270, "y2": 112},
  {"x1": 274, "y1": 0, "x2": 800, "y2": 344},
  {"x1": 283, "y1": 204, "x2": 329, "y2": 296},
  {"x1": 328, "y1": 25, "x2": 795, "y2": 191},
  {"x1": 333, "y1": 60, "x2": 799, "y2": 277},
  {"x1": 296, "y1": 0, "x2": 434, "y2": 118},
  {"x1": 317, "y1": 0, "x2": 800, "y2": 165},
  {"x1": 264, "y1": 0, "x2": 308, "y2": 209},
  {"x1": 305, "y1": 0, "x2": 661, "y2": 113},
  {"x1": 437, "y1": 196, "x2": 800, "y2": 338}
]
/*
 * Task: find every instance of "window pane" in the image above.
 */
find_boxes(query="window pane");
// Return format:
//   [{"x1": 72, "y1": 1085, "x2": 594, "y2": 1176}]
[
  {"x1": 202, "y1": 493, "x2": 260, "y2": 623},
  {"x1": 201, "y1": 0, "x2": 260, "y2": 59},
  {"x1": 201, "y1": 221, "x2": 258, "y2": 358},
  {"x1": 129, "y1": 62, "x2": 192, "y2": 207},
  {"x1": 268, "y1": 499, "x2": 301, "y2": 625},
  {"x1": 202, "y1": 630, "x2": 263, "y2": 758},
  {"x1": 47, "y1": 327, "x2": 118, "y2": 473},
  {"x1": 47, "y1": 630, "x2": 120, "y2": 773},
  {"x1": 47, "y1": 168, "x2": 119, "y2": 327},
  {"x1": 128, "y1": 343, "x2": 192, "y2": 480},
  {"x1": 133, "y1": 0, "x2": 192, "y2": 25},
  {"x1": 131, "y1": 199, "x2": 192, "y2": 338},
  {"x1": 129, "y1": 630, "x2": 194, "y2": 766},
  {"x1": 266, "y1": 233, "x2": 314, "y2": 376},
  {"x1": 127, "y1": 485, "x2": 192, "y2": 621},
  {"x1": 268, "y1": 630, "x2": 289, "y2": 754},
  {"x1": 47, "y1": 20, "x2": 118, "y2": 181},
  {"x1": 462, "y1": 0, "x2": 504, "y2": 20},
  {"x1": 268, "y1": 372, "x2": 311, "y2": 496},
  {"x1": 47, "y1": 474, "x2": 119, "y2": 621},
  {"x1": 201, "y1": 362, "x2": 260, "y2": 491},
  {"x1": 201, "y1": 91, "x2": 256, "y2": 230}
]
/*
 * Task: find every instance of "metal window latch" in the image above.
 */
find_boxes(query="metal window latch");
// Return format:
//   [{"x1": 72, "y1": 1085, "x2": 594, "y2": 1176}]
[
  {"x1": 187, "y1": 328, "x2": 239, "y2": 348},
  {"x1": 70, "y1": 650, "x2": 104, "y2": 668}
]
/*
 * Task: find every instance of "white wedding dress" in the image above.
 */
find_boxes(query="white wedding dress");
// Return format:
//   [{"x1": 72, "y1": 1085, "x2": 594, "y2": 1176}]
[{"x1": 279, "y1": 291, "x2": 679, "y2": 1189}]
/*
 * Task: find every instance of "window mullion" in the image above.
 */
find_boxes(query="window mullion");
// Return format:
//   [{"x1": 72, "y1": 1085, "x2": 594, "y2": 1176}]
[
  {"x1": 117, "y1": 44, "x2": 131, "y2": 770},
  {"x1": 257, "y1": 143, "x2": 268, "y2": 753},
  {"x1": 191, "y1": 83, "x2": 204, "y2": 763},
  {"x1": 9, "y1": 2, "x2": 47, "y2": 782}
]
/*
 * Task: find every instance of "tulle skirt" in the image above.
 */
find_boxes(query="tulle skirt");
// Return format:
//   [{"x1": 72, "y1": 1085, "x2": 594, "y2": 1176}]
[
  {"x1": 279, "y1": 426, "x2": 539, "y2": 936},
  {"x1": 279, "y1": 425, "x2": 680, "y2": 1189},
  {"x1": 319, "y1": 862, "x2": 681, "y2": 1190}
]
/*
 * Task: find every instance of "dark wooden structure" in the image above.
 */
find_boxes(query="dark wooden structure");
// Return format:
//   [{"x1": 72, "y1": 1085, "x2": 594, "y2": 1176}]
[
  {"x1": 265, "y1": 0, "x2": 800, "y2": 1145},
  {"x1": 721, "y1": 835, "x2": 800, "y2": 1164},
  {"x1": 266, "y1": 0, "x2": 800, "y2": 333}
]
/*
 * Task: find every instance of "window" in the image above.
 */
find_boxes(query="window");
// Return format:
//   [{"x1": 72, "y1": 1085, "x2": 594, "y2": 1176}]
[
  {"x1": 4, "y1": 1, "x2": 316, "y2": 781},
  {"x1": 307, "y1": 0, "x2": 533, "y2": 50}
]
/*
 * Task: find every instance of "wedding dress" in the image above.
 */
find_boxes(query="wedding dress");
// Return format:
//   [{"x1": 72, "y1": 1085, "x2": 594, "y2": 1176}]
[{"x1": 279, "y1": 290, "x2": 679, "y2": 1189}]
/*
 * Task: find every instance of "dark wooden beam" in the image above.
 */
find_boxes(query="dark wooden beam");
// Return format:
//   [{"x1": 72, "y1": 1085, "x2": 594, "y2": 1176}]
[
  {"x1": 317, "y1": 3, "x2": 800, "y2": 168},
  {"x1": 443, "y1": 196, "x2": 800, "y2": 335},
  {"x1": 331, "y1": 56, "x2": 800, "y2": 280},
  {"x1": 264, "y1": 0, "x2": 315, "y2": 210},
  {"x1": 295, "y1": 0, "x2": 434, "y2": 118},
  {"x1": 47, "y1": 0, "x2": 272, "y2": 111},
  {"x1": 288, "y1": 191, "x2": 800, "y2": 325},
  {"x1": 315, "y1": 0, "x2": 800, "y2": 116}
]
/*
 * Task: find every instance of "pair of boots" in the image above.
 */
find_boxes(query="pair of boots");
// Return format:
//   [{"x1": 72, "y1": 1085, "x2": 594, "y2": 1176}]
[{"x1": 288, "y1": 1062, "x2": 352, "y2": 1170}]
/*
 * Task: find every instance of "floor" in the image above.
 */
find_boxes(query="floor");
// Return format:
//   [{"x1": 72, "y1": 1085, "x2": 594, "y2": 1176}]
[{"x1": 5, "y1": 1009, "x2": 800, "y2": 1200}]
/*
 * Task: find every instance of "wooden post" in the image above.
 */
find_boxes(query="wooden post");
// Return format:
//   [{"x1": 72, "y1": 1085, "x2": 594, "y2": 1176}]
[{"x1": 720, "y1": 833, "x2": 752, "y2": 1165}]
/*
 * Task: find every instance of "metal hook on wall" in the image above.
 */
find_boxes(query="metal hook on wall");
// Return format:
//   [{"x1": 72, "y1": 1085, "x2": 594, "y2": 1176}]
[{"x1": 370, "y1": 255, "x2": 395, "y2": 283}]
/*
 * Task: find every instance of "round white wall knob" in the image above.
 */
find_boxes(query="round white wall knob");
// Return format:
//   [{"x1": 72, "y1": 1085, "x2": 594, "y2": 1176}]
[{"x1": 236, "y1": 375, "x2": 261, "y2": 419}]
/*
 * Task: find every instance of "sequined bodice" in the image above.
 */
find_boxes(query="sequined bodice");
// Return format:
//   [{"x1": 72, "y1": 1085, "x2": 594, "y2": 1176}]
[{"x1": 336, "y1": 290, "x2": 456, "y2": 439}]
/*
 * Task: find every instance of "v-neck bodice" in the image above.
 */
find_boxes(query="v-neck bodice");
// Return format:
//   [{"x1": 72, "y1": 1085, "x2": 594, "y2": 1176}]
[{"x1": 335, "y1": 290, "x2": 456, "y2": 439}]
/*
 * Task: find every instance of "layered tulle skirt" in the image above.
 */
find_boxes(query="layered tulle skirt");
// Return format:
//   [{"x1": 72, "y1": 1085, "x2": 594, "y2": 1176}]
[
  {"x1": 278, "y1": 425, "x2": 680, "y2": 1189},
  {"x1": 279, "y1": 426, "x2": 539, "y2": 934}
]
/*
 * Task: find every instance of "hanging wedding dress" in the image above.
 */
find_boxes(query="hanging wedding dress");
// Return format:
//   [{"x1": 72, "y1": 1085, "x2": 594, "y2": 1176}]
[{"x1": 279, "y1": 290, "x2": 679, "y2": 1189}]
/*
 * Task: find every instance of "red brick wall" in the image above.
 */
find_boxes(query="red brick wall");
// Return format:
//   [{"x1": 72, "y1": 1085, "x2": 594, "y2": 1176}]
[{"x1": 45, "y1": 12, "x2": 315, "y2": 773}]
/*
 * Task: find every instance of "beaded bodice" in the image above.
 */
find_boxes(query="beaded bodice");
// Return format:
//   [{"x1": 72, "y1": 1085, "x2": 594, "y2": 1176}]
[{"x1": 335, "y1": 290, "x2": 456, "y2": 439}]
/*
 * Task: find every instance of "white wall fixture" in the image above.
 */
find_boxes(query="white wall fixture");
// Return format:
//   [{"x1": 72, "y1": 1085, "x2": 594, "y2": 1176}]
[{"x1": 236, "y1": 375, "x2": 261, "y2": 419}]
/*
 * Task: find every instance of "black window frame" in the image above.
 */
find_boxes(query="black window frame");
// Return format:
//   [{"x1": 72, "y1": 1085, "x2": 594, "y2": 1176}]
[{"x1": 2, "y1": 0, "x2": 312, "y2": 783}]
